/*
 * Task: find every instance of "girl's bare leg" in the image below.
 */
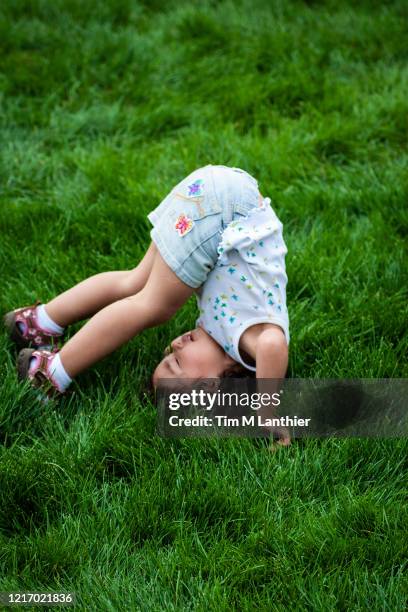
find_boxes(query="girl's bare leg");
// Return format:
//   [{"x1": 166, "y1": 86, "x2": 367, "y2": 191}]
[
  {"x1": 59, "y1": 249, "x2": 194, "y2": 378},
  {"x1": 45, "y1": 241, "x2": 157, "y2": 327}
]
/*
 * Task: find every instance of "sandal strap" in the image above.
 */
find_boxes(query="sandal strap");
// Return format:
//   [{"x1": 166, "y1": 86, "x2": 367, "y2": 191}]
[
  {"x1": 14, "y1": 301, "x2": 63, "y2": 342},
  {"x1": 29, "y1": 349, "x2": 65, "y2": 396}
]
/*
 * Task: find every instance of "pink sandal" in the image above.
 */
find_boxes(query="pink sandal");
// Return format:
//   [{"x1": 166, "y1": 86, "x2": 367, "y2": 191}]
[
  {"x1": 17, "y1": 348, "x2": 66, "y2": 399},
  {"x1": 3, "y1": 301, "x2": 64, "y2": 350}
]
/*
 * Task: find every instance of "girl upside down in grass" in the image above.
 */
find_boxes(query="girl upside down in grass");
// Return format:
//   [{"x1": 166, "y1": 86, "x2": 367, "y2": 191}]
[{"x1": 4, "y1": 165, "x2": 291, "y2": 444}]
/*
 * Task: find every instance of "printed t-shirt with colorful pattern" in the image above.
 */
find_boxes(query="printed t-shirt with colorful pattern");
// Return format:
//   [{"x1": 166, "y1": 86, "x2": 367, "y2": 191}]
[{"x1": 194, "y1": 198, "x2": 290, "y2": 372}]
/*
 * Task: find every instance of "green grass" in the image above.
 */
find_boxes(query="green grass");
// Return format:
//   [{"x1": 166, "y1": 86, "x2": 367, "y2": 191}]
[{"x1": 0, "y1": 0, "x2": 407, "y2": 609}]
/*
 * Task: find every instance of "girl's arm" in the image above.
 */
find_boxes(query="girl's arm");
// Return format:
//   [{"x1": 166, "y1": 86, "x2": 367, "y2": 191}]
[
  {"x1": 255, "y1": 328, "x2": 290, "y2": 448},
  {"x1": 255, "y1": 327, "x2": 288, "y2": 379}
]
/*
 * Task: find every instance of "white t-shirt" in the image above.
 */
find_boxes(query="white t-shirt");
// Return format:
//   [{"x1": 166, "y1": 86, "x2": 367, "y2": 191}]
[{"x1": 195, "y1": 198, "x2": 290, "y2": 371}]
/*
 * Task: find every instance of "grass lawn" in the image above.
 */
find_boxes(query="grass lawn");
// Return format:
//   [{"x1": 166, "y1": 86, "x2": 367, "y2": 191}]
[{"x1": 0, "y1": 0, "x2": 407, "y2": 609}]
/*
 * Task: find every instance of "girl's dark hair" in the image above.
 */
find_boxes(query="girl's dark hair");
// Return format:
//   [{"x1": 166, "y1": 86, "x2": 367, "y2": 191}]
[
  {"x1": 143, "y1": 360, "x2": 255, "y2": 399},
  {"x1": 220, "y1": 361, "x2": 256, "y2": 379}
]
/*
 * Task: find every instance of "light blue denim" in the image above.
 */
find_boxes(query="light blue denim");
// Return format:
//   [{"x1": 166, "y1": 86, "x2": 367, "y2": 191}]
[{"x1": 147, "y1": 164, "x2": 263, "y2": 288}]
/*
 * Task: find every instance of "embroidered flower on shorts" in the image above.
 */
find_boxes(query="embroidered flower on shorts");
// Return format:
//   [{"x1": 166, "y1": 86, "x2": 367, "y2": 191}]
[
  {"x1": 175, "y1": 214, "x2": 194, "y2": 236},
  {"x1": 187, "y1": 179, "x2": 204, "y2": 197}
]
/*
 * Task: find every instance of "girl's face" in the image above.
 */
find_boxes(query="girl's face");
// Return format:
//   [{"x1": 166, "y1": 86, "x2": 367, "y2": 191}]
[{"x1": 151, "y1": 325, "x2": 236, "y2": 388}]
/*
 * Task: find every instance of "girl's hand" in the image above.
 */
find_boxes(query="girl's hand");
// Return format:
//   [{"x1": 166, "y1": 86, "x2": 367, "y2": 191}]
[{"x1": 267, "y1": 425, "x2": 291, "y2": 452}]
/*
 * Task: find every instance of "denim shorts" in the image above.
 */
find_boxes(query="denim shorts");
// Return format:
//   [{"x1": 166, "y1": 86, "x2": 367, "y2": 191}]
[{"x1": 147, "y1": 164, "x2": 264, "y2": 288}]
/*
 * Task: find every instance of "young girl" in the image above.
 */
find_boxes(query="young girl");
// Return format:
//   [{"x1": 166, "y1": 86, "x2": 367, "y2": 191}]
[{"x1": 4, "y1": 164, "x2": 290, "y2": 409}]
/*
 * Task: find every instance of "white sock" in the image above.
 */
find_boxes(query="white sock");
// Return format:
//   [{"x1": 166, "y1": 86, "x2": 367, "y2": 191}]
[
  {"x1": 37, "y1": 304, "x2": 65, "y2": 334},
  {"x1": 28, "y1": 352, "x2": 72, "y2": 392},
  {"x1": 29, "y1": 352, "x2": 72, "y2": 392},
  {"x1": 49, "y1": 353, "x2": 72, "y2": 391}
]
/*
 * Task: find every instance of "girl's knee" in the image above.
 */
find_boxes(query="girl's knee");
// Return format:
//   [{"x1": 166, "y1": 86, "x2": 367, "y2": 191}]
[
  {"x1": 118, "y1": 270, "x2": 147, "y2": 298},
  {"x1": 123, "y1": 293, "x2": 173, "y2": 325}
]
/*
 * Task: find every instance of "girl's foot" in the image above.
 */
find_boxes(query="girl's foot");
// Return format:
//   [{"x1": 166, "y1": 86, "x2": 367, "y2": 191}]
[
  {"x1": 17, "y1": 348, "x2": 69, "y2": 400},
  {"x1": 3, "y1": 301, "x2": 65, "y2": 350}
]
